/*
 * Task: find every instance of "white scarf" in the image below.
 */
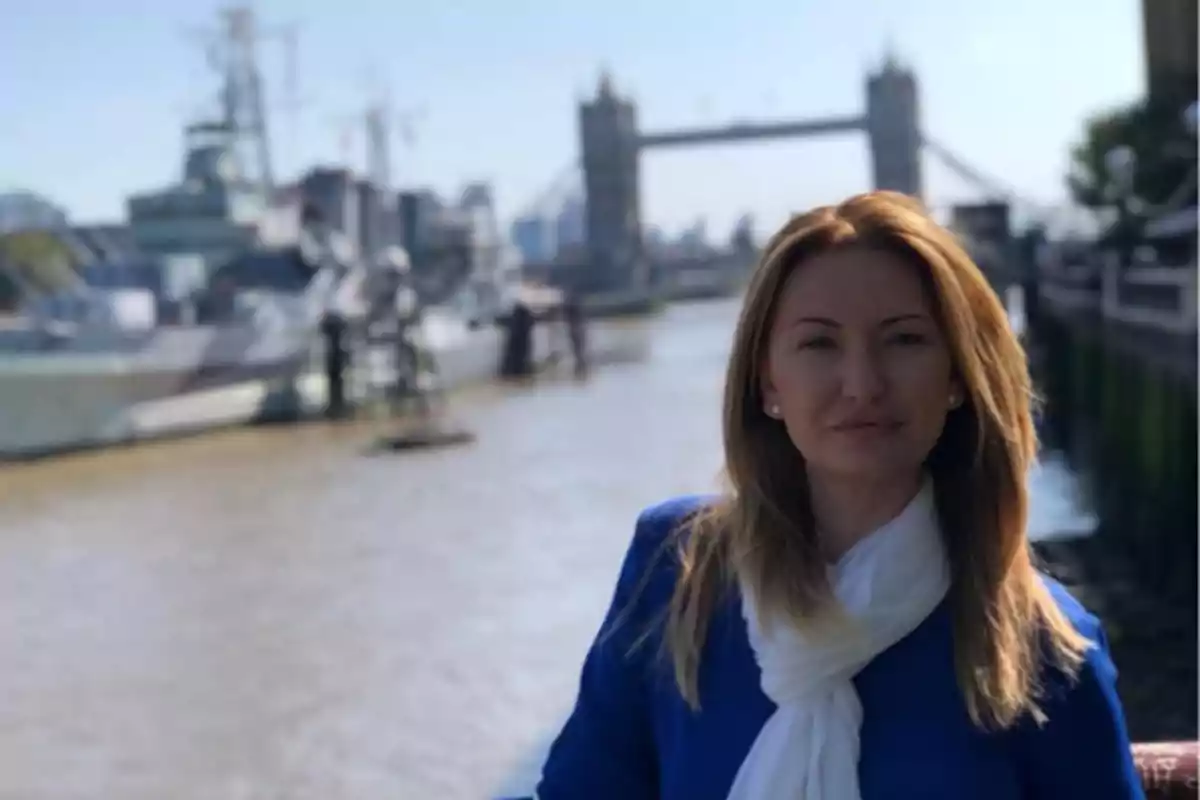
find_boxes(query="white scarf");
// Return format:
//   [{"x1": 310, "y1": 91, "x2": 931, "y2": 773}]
[{"x1": 726, "y1": 480, "x2": 950, "y2": 800}]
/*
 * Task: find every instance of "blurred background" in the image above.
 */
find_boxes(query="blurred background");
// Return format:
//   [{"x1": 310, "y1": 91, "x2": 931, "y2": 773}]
[{"x1": 0, "y1": 1, "x2": 1195, "y2": 797}]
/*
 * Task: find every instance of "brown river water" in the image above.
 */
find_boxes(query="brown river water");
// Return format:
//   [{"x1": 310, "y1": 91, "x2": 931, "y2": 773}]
[{"x1": 0, "y1": 298, "x2": 1092, "y2": 799}]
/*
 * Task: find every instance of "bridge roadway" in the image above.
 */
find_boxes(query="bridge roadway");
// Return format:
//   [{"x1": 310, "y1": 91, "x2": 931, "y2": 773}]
[
  {"x1": 637, "y1": 114, "x2": 865, "y2": 149},
  {"x1": 0, "y1": 298, "x2": 1095, "y2": 799}
]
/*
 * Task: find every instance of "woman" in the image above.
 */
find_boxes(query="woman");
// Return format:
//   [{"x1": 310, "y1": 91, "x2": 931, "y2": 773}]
[{"x1": 523, "y1": 191, "x2": 1143, "y2": 799}]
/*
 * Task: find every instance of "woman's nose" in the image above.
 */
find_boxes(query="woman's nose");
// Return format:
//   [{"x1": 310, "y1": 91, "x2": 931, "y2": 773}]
[{"x1": 840, "y1": 346, "x2": 886, "y2": 402}]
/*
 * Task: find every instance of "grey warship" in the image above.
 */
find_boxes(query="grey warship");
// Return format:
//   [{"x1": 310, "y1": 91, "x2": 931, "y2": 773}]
[{"x1": 0, "y1": 6, "x2": 351, "y2": 457}]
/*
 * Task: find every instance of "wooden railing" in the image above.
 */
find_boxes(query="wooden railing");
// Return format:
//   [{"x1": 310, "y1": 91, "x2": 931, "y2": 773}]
[{"x1": 1133, "y1": 741, "x2": 1198, "y2": 799}]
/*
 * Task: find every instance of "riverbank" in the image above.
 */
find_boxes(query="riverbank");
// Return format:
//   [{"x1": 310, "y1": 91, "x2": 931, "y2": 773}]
[
  {"x1": 1036, "y1": 534, "x2": 1198, "y2": 741},
  {"x1": 1029, "y1": 305, "x2": 1197, "y2": 742},
  {"x1": 583, "y1": 291, "x2": 665, "y2": 318}
]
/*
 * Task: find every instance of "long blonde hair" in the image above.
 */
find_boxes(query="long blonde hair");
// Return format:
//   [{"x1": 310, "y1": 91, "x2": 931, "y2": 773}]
[{"x1": 665, "y1": 191, "x2": 1090, "y2": 730}]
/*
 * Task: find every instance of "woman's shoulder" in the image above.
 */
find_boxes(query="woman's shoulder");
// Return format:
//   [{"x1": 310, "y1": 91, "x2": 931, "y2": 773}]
[
  {"x1": 1032, "y1": 573, "x2": 1115, "y2": 698},
  {"x1": 632, "y1": 494, "x2": 718, "y2": 544},
  {"x1": 1038, "y1": 573, "x2": 1104, "y2": 642},
  {"x1": 1015, "y1": 573, "x2": 1122, "y2": 726},
  {"x1": 623, "y1": 493, "x2": 717, "y2": 569},
  {"x1": 1003, "y1": 575, "x2": 1142, "y2": 792},
  {"x1": 609, "y1": 495, "x2": 719, "y2": 615}
]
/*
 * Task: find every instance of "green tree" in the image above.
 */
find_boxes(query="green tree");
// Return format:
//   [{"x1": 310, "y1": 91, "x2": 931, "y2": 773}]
[
  {"x1": 1067, "y1": 95, "x2": 1197, "y2": 241},
  {"x1": 0, "y1": 230, "x2": 79, "y2": 300}
]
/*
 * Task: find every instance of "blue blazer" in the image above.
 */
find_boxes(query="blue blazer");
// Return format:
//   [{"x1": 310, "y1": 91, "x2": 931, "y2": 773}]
[{"x1": 510, "y1": 495, "x2": 1144, "y2": 799}]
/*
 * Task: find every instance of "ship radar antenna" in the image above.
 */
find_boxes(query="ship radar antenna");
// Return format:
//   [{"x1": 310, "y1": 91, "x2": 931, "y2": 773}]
[{"x1": 184, "y1": 5, "x2": 278, "y2": 195}]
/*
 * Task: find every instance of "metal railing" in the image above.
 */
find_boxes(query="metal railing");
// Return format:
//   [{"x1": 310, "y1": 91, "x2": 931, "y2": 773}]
[{"x1": 1038, "y1": 254, "x2": 1197, "y2": 336}]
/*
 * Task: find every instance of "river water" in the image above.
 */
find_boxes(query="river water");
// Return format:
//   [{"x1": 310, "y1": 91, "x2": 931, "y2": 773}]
[{"x1": 0, "y1": 297, "x2": 1093, "y2": 800}]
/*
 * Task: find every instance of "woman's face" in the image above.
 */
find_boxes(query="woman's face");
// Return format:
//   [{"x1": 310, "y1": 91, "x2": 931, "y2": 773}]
[{"x1": 759, "y1": 245, "x2": 960, "y2": 484}]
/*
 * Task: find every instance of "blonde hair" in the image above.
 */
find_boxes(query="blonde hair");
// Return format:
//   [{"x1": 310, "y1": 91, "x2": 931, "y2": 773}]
[{"x1": 665, "y1": 191, "x2": 1090, "y2": 730}]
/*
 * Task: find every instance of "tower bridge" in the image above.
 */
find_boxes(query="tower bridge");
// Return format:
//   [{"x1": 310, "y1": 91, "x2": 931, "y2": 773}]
[
  {"x1": 635, "y1": 114, "x2": 865, "y2": 149},
  {"x1": 517, "y1": 56, "x2": 1040, "y2": 296}
]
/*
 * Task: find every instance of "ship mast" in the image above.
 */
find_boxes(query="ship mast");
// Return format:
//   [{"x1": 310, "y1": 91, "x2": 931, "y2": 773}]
[
  {"x1": 364, "y1": 69, "x2": 398, "y2": 254},
  {"x1": 199, "y1": 5, "x2": 276, "y2": 196}
]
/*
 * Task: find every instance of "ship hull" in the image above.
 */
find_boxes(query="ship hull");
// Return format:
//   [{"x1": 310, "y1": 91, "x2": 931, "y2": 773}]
[
  {"x1": 0, "y1": 313, "x2": 652, "y2": 460},
  {"x1": 0, "y1": 323, "x2": 319, "y2": 459}
]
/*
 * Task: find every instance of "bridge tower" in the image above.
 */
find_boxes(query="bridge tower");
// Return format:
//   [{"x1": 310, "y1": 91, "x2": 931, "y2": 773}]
[
  {"x1": 865, "y1": 53, "x2": 923, "y2": 199},
  {"x1": 579, "y1": 72, "x2": 644, "y2": 291}
]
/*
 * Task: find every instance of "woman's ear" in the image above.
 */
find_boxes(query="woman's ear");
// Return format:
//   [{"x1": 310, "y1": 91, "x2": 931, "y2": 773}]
[
  {"x1": 760, "y1": 362, "x2": 781, "y2": 418},
  {"x1": 947, "y1": 378, "x2": 965, "y2": 410}
]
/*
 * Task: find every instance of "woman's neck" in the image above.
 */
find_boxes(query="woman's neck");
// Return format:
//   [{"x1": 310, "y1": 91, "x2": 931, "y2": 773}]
[{"x1": 807, "y1": 471, "x2": 926, "y2": 562}]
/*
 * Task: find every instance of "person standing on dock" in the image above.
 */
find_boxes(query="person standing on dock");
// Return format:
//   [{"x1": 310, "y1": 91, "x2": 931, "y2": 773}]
[
  {"x1": 523, "y1": 191, "x2": 1143, "y2": 800},
  {"x1": 500, "y1": 298, "x2": 536, "y2": 379},
  {"x1": 563, "y1": 289, "x2": 589, "y2": 379}
]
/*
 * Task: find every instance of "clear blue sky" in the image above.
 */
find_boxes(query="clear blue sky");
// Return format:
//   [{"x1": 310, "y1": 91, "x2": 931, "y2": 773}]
[{"x1": 0, "y1": 0, "x2": 1142, "y2": 237}]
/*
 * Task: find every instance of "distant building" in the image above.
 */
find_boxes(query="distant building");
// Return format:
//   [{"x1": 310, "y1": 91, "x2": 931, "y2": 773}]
[
  {"x1": 460, "y1": 182, "x2": 502, "y2": 262},
  {"x1": 460, "y1": 182, "x2": 495, "y2": 212},
  {"x1": 299, "y1": 167, "x2": 359, "y2": 244},
  {"x1": 396, "y1": 189, "x2": 444, "y2": 255},
  {"x1": 951, "y1": 202, "x2": 1014, "y2": 284},
  {"x1": 456, "y1": 181, "x2": 510, "y2": 307},
  {"x1": 511, "y1": 215, "x2": 555, "y2": 263},
  {"x1": 555, "y1": 193, "x2": 586, "y2": 251},
  {"x1": 295, "y1": 168, "x2": 399, "y2": 261},
  {"x1": 356, "y1": 178, "x2": 399, "y2": 260},
  {"x1": 731, "y1": 214, "x2": 756, "y2": 252},
  {"x1": 677, "y1": 218, "x2": 710, "y2": 256},
  {"x1": 643, "y1": 224, "x2": 668, "y2": 256},
  {"x1": 394, "y1": 183, "x2": 518, "y2": 315},
  {"x1": 1142, "y1": 0, "x2": 1198, "y2": 102}
]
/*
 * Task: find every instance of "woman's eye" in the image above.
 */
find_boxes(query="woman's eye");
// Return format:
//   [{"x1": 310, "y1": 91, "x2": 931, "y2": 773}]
[
  {"x1": 890, "y1": 331, "x2": 928, "y2": 346},
  {"x1": 798, "y1": 336, "x2": 836, "y2": 350}
]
